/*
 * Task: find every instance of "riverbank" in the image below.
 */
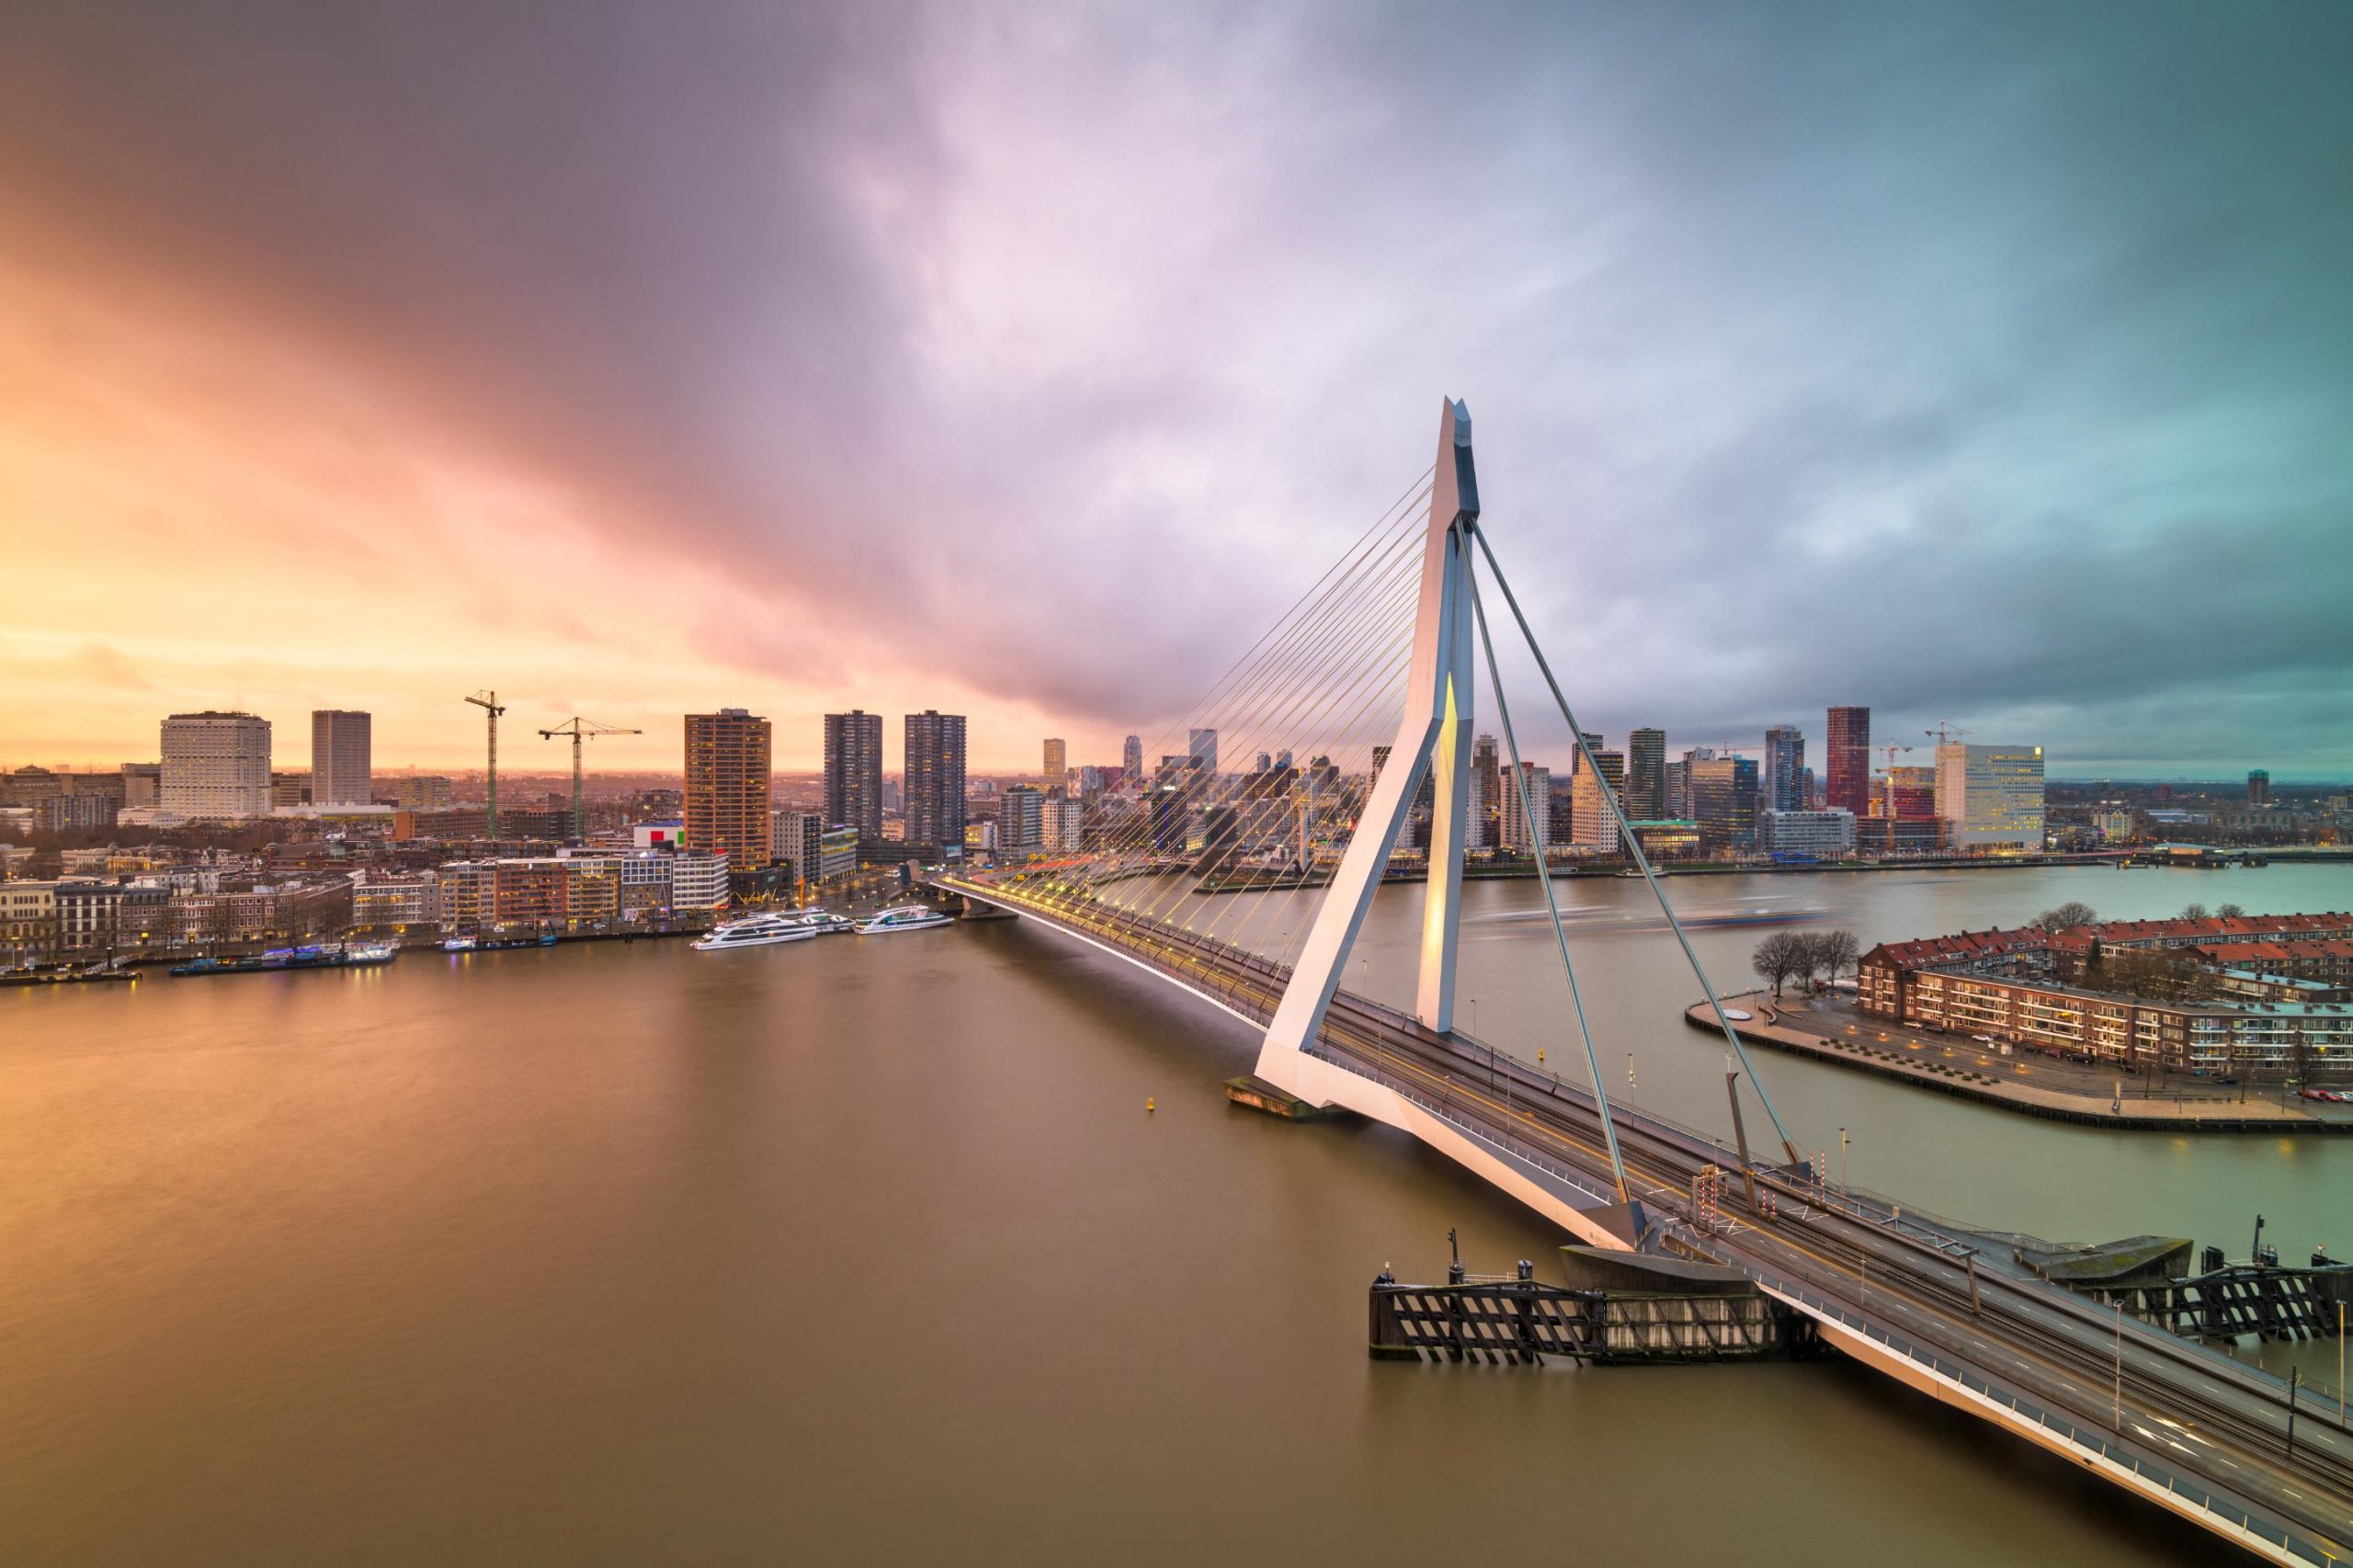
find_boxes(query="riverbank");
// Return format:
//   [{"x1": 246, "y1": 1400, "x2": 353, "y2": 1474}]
[{"x1": 1685, "y1": 991, "x2": 2353, "y2": 1134}]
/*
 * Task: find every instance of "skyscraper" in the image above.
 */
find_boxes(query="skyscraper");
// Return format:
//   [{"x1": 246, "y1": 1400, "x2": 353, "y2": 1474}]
[
  {"x1": 824, "y1": 710, "x2": 883, "y2": 838},
  {"x1": 1499, "y1": 762, "x2": 1550, "y2": 852},
  {"x1": 160, "y1": 710, "x2": 271, "y2": 816},
  {"x1": 1122, "y1": 733, "x2": 1143, "y2": 781},
  {"x1": 1826, "y1": 706, "x2": 1870, "y2": 818},
  {"x1": 1762, "y1": 724, "x2": 1805, "y2": 813},
  {"x1": 1042, "y1": 737, "x2": 1066, "y2": 787},
  {"x1": 1688, "y1": 755, "x2": 1759, "y2": 855},
  {"x1": 1935, "y1": 744, "x2": 2045, "y2": 851},
  {"x1": 2247, "y1": 769, "x2": 2271, "y2": 807},
  {"x1": 686, "y1": 709, "x2": 773, "y2": 866},
  {"x1": 1571, "y1": 747, "x2": 1626, "y2": 850},
  {"x1": 1471, "y1": 733, "x2": 1501, "y2": 849},
  {"x1": 1188, "y1": 728, "x2": 1219, "y2": 778},
  {"x1": 1625, "y1": 728, "x2": 1665, "y2": 822},
  {"x1": 310, "y1": 710, "x2": 373, "y2": 805},
  {"x1": 904, "y1": 710, "x2": 968, "y2": 854}
]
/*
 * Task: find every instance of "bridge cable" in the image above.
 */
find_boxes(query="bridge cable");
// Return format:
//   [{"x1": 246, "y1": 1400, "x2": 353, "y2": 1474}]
[
  {"x1": 1467, "y1": 557, "x2": 1640, "y2": 1214},
  {"x1": 1468, "y1": 525, "x2": 1805, "y2": 1165}
]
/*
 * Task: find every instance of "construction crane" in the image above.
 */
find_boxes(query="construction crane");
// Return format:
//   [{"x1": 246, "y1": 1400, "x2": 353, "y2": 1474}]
[
  {"x1": 465, "y1": 690, "x2": 507, "y2": 837},
  {"x1": 539, "y1": 717, "x2": 642, "y2": 840},
  {"x1": 1925, "y1": 721, "x2": 1973, "y2": 748}
]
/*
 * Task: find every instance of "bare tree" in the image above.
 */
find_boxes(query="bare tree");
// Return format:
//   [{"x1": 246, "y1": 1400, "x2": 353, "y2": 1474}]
[
  {"x1": 2179, "y1": 903, "x2": 2210, "y2": 921},
  {"x1": 1821, "y1": 929, "x2": 1860, "y2": 983},
  {"x1": 2034, "y1": 900, "x2": 2098, "y2": 932},
  {"x1": 2214, "y1": 903, "x2": 2245, "y2": 920},
  {"x1": 1751, "y1": 931, "x2": 1806, "y2": 998}
]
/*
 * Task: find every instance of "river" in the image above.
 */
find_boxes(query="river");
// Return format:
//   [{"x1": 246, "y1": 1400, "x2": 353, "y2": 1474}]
[{"x1": 3, "y1": 860, "x2": 2347, "y2": 1565}]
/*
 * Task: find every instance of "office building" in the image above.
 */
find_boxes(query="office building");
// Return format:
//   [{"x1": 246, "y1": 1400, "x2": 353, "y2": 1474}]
[
  {"x1": 824, "y1": 710, "x2": 884, "y2": 839},
  {"x1": 1188, "y1": 728, "x2": 1219, "y2": 778},
  {"x1": 904, "y1": 710, "x2": 968, "y2": 855},
  {"x1": 771, "y1": 811, "x2": 856, "y2": 888},
  {"x1": 1499, "y1": 762, "x2": 1550, "y2": 852},
  {"x1": 121, "y1": 763, "x2": 161, "y2": 807},
  {"x1": 160, "y1": 710, "x2": 271, "y2": 817},
  {"x1": 40, "y1": 793, "x2": 118, "y2": 832},
  {"x1": 1625, "y1": 728, "x2": 1665, "y2": 823},
  {"x1": 1762, "y1": 725, "x2": 1805, "y2": 813},
  {"x1": 1570, "y1": 746, "x2": 1625, "y2": 851},
  {"x1": 1826, "y1": 705, "x2": 1870, "y2": 818},
  {"x1": 670, "y1": 850, "x2": 732, "y2": 911},
  {"x1": 1935, "y1": 744, "x2": 2046, "y2": 851},
  {"x1": 271, "y1": 771, "x2": 310, "y2": 807},
  {"x1": 1122, "y1": 733, "x2": 1143, "y2": 781},
  {"x1": 2248, "y1": 769, "x2": 2271, "y2": 807},
  {"x1": 310, "y1": 710, "x2": 373, "y2": 805},
  {"x1": 1042, "y1": 738, "x2": 1066, "y2": 787},
  {"x1": 1758, "y1": 808, "x2": 1857, "y2": 857},
  {"x1": 685, "y1": 709, "x2": 773, "y2": 868},
  {"x1": 1043, "y1": 797, "x2": 1086, "y2": 852},
  {"x1": 1688, "y1": 755, "x2": 1759, "y2": 855},
  {"x1": 998, "y1": 784, "x2": 1045, "y2": 855},
  {"x1": 1471, "y1": 733, "x2": 1501, "y2": 849}
]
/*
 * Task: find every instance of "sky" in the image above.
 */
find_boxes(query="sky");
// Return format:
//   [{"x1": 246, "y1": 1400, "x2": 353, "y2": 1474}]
[{"x1": 3, "y1": 2, "x2": 2347, "y2": 780}]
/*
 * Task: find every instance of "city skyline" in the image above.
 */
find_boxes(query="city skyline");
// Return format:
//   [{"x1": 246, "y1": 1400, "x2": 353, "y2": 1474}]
[{"x1": 5, "y1": 6, "x2": 2348, "y2": 778}]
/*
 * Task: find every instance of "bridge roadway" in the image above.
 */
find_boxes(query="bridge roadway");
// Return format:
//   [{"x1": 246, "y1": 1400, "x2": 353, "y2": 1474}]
[{"x1": 938, "y1": 873, "x2": 2353, "y2": 1563}]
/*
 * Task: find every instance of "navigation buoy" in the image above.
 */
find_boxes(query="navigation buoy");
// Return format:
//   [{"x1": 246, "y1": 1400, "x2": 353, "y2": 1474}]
[
  {"x1": 1146, "y1": 1097, "x2": 1156, "y2": 1113},
  {"x1": 1538, "y1": 1048, "x2": 1545, "y2": 1063}
]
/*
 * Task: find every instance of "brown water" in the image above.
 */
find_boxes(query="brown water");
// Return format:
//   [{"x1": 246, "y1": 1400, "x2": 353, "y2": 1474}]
[{"x1": 4, "y1": 861, "x2": 2347, "y2": 1566}]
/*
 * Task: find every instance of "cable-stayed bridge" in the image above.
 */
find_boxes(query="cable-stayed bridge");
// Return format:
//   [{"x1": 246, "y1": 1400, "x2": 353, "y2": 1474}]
[{"x1": 933, "y1": 401, "x2": 2351, "y2": 1563}]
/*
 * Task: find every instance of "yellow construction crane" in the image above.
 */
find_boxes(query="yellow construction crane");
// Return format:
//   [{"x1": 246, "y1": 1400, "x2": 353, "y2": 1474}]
[
  {"x1": 465, "y1": 690, "x2": 508, "y2": 836},
  {"x1": 539, "y1": 717, "x2": 642, "y2": 840}
]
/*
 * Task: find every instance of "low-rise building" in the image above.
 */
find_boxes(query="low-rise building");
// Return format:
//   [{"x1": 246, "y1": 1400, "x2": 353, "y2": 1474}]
[
  {"x1": 1757, "y1": 808, "x2": 1856, "y2": 858},
  {"x1": 352, "y1": 873, "x2": 441, "y2": 931},
  {"x1": 670, "y1": 850, "x2": 730, "y2": 911}
]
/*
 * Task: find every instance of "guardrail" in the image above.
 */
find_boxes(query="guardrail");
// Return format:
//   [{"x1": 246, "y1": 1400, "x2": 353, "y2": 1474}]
[{"x1": 1749, "y1": 1272, "x2": 2327, "y2": 1563}]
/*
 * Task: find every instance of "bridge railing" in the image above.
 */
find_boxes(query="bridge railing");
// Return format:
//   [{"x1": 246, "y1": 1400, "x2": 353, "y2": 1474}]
[{"x1": 1745, "y1": 1272, "x2": 2325, "y2": 1563}]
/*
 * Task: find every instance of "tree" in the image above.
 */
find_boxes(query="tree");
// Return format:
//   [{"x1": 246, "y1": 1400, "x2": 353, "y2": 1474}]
[
  {"x1": 2179, "y1": 903, "x2": 2210, "y2": 921},
  {"x1": 1751, "y1": 931, "x2": 1806, "y2": 998},
  {"x1": 2215, "y1": 903, "x2": 2245, "y2": 920},
  {"x1": 2035, "y1": 901, "x2": 2098, "y2": 933},
  {"x1": 1820, "y1": 929, "x2": 1860, "y2": 983}
]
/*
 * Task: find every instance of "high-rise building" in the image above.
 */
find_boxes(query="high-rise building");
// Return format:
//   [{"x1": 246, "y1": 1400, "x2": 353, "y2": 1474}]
[
  {"x1": 686, "y1": 709, "x2": 772, "y2": 867},
  {"x1": 1470, "y1": 733, "x2": 1501, "y2": 849},
  {"x1": 1042, "y1": 738, "x2": 1066, "y2": 787},
  {"x1": 1626, "y1": 729, "x2": 1665, "y2": 822},
  {"x1": 1042, "y1": 797, "x2": 1086, "y2": 852},
  {"x1": 824, "y1": 710, "x2": 883, "y2": 839},
  {"x1": 904, "y1": 710, "x2": 968, "y2": 854},
  {"x1": 2247, "y1": 769, "x2": 2272, "y2": 807},
  {"x1": 1571, "y1": 747, "x2": 1626, "y2": 850},
  {"x1": 997, "y1": 784, "x2": 1044, "y2": 855},
  {"x1": 1935, "y1": 744, "x2": 2045, "y2": 851},
  {"x1": 1122, "y1": 733, "x2": 1143, "y2": 781},
  {"x1": 1688, "y1": 755, "x2": 1759, "y2": 855},
  {"x1": 160, "y1": 710, "x2": 271, "y2": 816},
  {"x1": 308, "y1": 710, "x2": 373, "y2": 805},
  {"x1": 121, "y1": 762, "x2": 161, "y2": 807},
  {"x1": 1826, "y1": 706, "x2": 1870, "y2": 818},
  {"x1": 1188, "y1": 728, "x2": 1219, "y2": 778},
  {"x1": 1499, "y1": 762, "x2": 1550, "y2": 852},
  {"x1": 1761, "y1": 725, "x2": 1805, "y2": 813}
]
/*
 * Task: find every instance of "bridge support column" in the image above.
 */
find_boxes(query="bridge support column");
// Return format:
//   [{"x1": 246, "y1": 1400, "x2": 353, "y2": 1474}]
[{"x1": 1257, "y1": 397, "x2": 1479, "y2": 1082}]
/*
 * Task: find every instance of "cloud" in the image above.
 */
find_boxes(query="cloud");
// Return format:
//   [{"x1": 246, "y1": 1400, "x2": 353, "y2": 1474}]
[{"x1": 0, "y1": 1, "x2": 2347, "y2": 775}]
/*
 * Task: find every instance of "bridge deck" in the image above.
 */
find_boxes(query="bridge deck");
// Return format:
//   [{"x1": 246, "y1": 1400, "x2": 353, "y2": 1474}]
[{"x1": 938, "y1": 873, "x2": 2353, "y2": 1564}]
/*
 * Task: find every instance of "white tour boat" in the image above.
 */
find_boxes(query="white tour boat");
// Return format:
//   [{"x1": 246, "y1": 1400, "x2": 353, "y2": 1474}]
[
  {"x1": 692, "y1": 914, "x2": 821, "y2": 951},
  {"x1": 855, "y1": 904, "x2": 954, "y2": 936}
]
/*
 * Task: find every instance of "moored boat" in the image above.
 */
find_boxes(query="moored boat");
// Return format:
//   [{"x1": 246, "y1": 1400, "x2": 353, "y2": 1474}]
[{"x1": 855, "y1": 904, "x2": 954, "y2": 936}]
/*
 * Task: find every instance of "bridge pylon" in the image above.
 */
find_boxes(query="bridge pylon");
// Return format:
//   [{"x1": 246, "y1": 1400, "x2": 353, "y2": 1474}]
[{"x1": 1258, "y1": 397, "x2": 1478, "y2": 1073}]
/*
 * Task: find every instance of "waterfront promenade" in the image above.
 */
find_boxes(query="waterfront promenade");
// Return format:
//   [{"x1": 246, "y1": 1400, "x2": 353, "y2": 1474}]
[{"x1": 1688, "y1": 992, "x2": 2353, "y2": 1132}]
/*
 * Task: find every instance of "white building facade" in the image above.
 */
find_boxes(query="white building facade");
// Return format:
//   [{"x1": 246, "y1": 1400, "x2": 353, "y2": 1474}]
[
  {"x1": 161, "y1": 711, "x2": 271, "y2": 817},
  {"x1": 1936, "y1": 744, "x2": 2046, "y2": 851}
]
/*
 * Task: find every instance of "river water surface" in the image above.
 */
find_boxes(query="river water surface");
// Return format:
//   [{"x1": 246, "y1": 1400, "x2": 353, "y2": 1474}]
[{"x1": 4, "y1": 861, "x2": 2348, "y2": 1565}]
